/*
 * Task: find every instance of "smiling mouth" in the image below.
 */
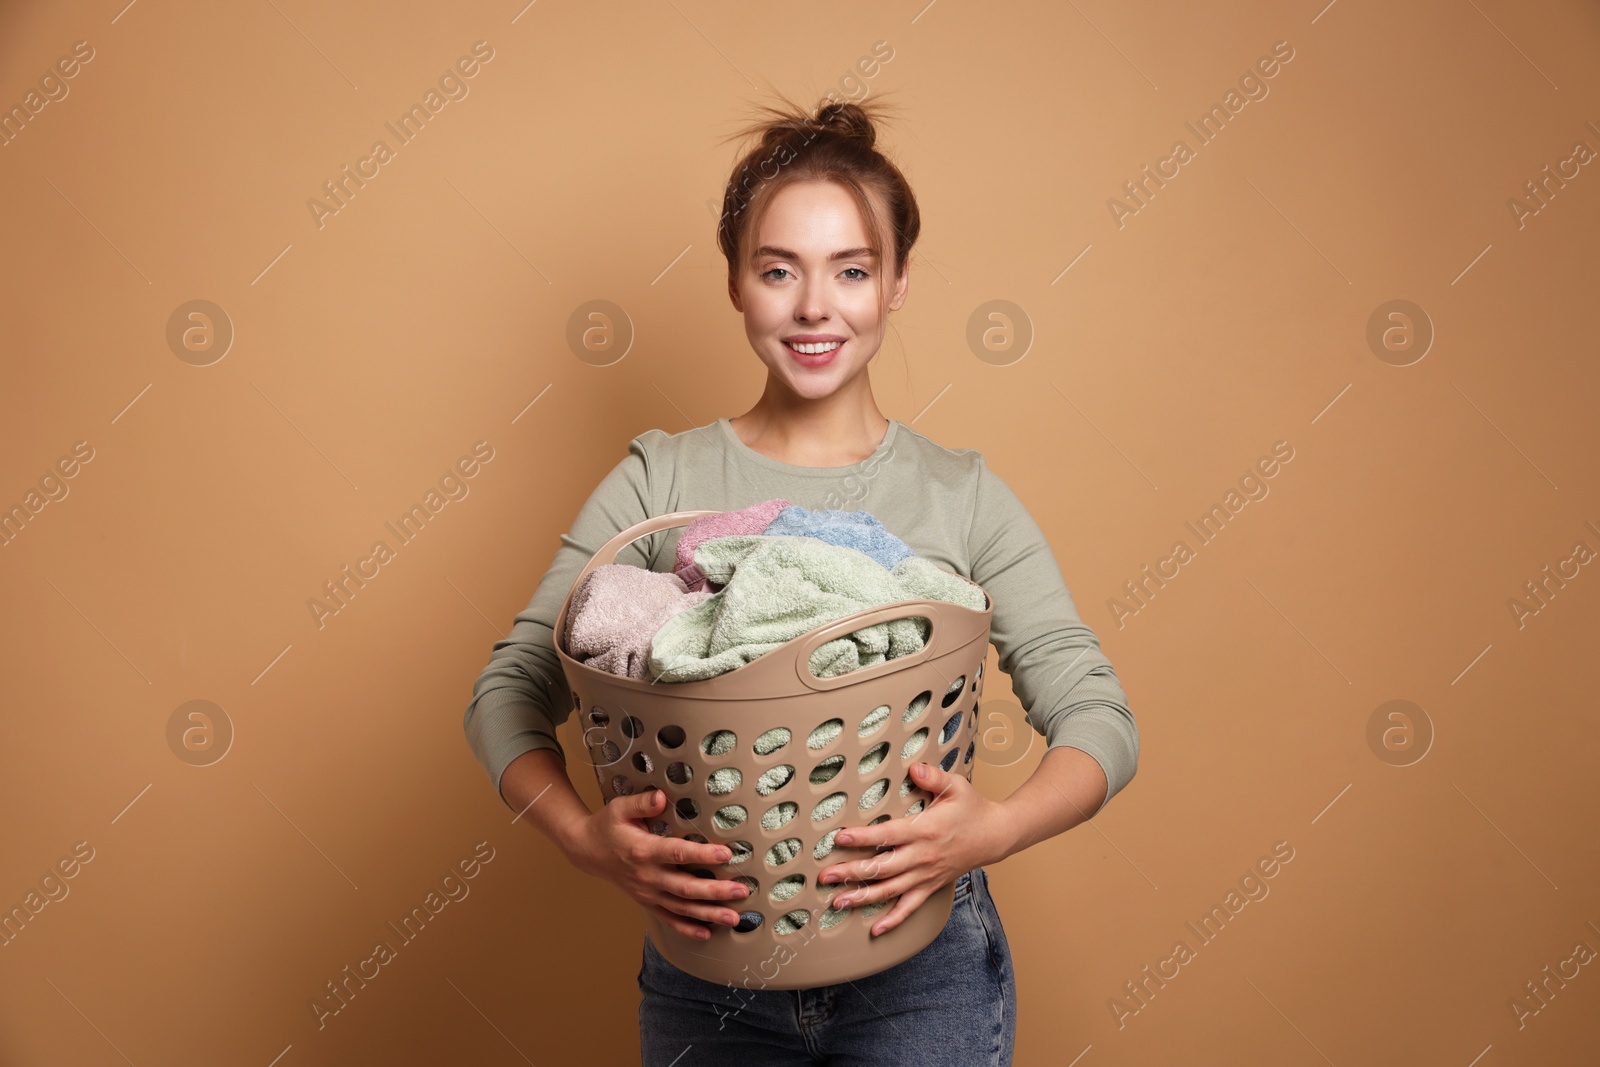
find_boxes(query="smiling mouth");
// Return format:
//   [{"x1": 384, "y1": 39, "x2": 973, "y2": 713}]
[{"x1": 785, "y1": 340, "x2": 842, "y2": 355}]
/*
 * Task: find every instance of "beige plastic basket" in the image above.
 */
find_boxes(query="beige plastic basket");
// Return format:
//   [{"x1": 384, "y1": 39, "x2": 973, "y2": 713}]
[{"x1": 553, "y1": 511, "x2": 993, "y2": 989}]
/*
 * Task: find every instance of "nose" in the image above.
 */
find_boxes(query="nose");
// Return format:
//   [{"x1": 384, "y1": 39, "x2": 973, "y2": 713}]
[{"x1": 795, "y1": 276, "x2": 828, "y2": 323}]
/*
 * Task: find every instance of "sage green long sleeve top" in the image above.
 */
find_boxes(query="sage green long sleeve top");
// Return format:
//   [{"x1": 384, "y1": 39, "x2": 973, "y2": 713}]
[{"x1": 463, "y1": 417, "x2": 1139, "y2": 817}]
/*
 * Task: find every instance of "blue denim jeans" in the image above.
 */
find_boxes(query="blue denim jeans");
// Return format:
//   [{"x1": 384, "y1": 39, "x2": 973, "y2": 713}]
[{"x1": 637, "y1": 865, "x2": 1016, "y2": 1065}]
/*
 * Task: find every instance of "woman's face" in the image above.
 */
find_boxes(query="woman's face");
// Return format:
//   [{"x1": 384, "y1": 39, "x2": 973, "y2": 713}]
[{"x1": 729, "y1": 179, "x2": 908, "y2": 402}]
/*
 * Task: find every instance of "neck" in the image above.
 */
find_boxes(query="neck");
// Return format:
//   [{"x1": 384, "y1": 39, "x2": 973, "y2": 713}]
[{"x1": 732, "y1": 378, "x2": 889, "y2": 466}]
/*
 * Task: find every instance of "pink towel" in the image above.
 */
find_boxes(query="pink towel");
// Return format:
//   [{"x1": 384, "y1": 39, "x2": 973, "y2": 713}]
[
  {"x1": 563, "y1": 564, "x2": 714, "y2": 680},
  {"x1": 673, "y1": 498, "x2": 793, "y2": 593}
]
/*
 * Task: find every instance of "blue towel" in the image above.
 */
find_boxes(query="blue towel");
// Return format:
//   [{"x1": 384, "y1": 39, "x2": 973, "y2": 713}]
[{"x1": 761, "y1": 505, "x2": 914, "y2": 571}]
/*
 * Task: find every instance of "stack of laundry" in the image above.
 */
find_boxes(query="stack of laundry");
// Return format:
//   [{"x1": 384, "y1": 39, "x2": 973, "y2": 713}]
[{"x1": 561, "y1": 500, "x2": 985, "y2": 683}]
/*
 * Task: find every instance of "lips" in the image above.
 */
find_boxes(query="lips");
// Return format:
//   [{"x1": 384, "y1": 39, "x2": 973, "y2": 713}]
[{"x1": 785, "y1": 339, "x2": 841, "y2": 367}]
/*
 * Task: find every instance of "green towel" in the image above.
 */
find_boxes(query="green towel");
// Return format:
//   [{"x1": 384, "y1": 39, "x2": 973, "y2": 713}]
[{"x1": 646, "y1": 534, "x2": 985, "y2": 683}]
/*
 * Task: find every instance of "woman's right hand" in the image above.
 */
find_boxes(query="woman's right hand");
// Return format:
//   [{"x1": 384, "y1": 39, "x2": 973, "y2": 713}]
[{"x1": 564, "y1": 786, "x2": 752, "y2": 939}]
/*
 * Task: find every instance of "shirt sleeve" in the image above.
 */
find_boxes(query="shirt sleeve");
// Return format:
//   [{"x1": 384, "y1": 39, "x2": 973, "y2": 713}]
[
  {"x1": 967, "y1": 454, "x2": 1139, "y2": 816},
  {"x1": 462, "y1": 436, "x2": 661, "y2": 809}
]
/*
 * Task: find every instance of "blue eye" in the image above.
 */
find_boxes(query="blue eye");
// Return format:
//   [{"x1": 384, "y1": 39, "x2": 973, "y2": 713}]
[
  {"x1": 842, "y1": 267, "x2": 869, "y2": 280},
  {"x1": 761, "y1": 268, "x2": 791, "y2": 281}
]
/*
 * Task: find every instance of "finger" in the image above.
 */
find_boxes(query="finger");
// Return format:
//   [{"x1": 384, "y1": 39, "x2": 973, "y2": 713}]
[
  {"x1": 860, "y1": 885, "x2": 931, "y2": 938},
  {"x1": 649, "y1": 834, "x2": 734, "y2": 868},
  {"x1": 832, "y1": 870, "x2": 921, "y2": 915},
  {"x1": 660, "y1": 868, "x2": 752, "y2": 905},
  {"x1": 834, "y1": 815, "x2": 906, "y2": 850},
  {"x1": 909, "y1": 760, "x2": 959, "y2": 802},
  {"x1": 617, "y1": 786, "x2": 666, "y2": 819},
  {"x1": 824, "y1": 817, "x2": 921, "y2": 883},
  {"x1": 653, "y1": 889, "x2": 746, "y2": 930},
  {"x1": 825, "y1": 845, "x2": 907, "y2": 892},
  {"x1": 645, "y1": 902, "x2": 717, "y2": 940}
]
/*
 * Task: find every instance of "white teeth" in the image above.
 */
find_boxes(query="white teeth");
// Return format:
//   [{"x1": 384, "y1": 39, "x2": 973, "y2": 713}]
[{"x1": 788, "y1": 341, "x2": 841, "y2": 355}]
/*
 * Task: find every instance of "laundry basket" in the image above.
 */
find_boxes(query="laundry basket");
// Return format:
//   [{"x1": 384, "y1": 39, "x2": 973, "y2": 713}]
[{"x1": 552, "y1": 511, "x2": 994, "y2": 990}]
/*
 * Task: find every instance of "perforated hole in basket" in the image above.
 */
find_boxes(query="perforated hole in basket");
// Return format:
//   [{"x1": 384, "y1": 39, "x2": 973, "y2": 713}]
[
  {"x1": 940, "y1": 710, "x2": 963, "y2": 745},
  {"x1": 774, "y1": 910, "x2": 811, "y2": 936},
  {"x1": 764, "y1": 838, "x2": 803, "y2": 867},
  {"x1": 754, "y1": 728, "x2": 791, "y2": 756},
  {"x1": 941, "y1": 677, "x2": 966, "y2": 708},
  {"x1": 808, "y1": 718, "x2": 843, "y2": 750},
  {"x1": 657, "y1": 724, "x2": 686, "y2": 749},
  {"x1": 812, "y1": 792, "x2": 847, "y2": 822},
  {"x1": 858, "y1": 705, "x2": 890, "y2": 737},
  {"x1": 819, "y1": 900, "x2": 854, "y2": 929},
  {"x1": 900, "y1": 728, "x2": 928, "y2": 762},
  {"x1": 701, "y1": 730, "x2": 736, "y2": 757},
  {"x1": 857, "y1": 742, "x2": 888, "y2": 776},
  {"x1": 902, "y1": 691, "x2": 931, "y2": 724},
  {"x1": 761, "y1": 801, "x2": 798, "y2": 830},
  {"x1": 859, "y1": 779, "x2": 889, "y2": 810},
  {"x1": 666, "y1": 762, "x2": 693, "y2": 786},
  {"x1": 713, "y1": 804, "x2": 748, "y2": 830},
  {"x1": 810, "y1": 755, "x2": 845, "y2": 785},
  {"x1": 706, "y1": 768, "x2": 742, "y2": 796},
  {"x1": 755, "y1": 764, "x2": 795, "y2": 796},
  {"x1": 769, "y1": 874, "x2": 805, "y2": 903}
]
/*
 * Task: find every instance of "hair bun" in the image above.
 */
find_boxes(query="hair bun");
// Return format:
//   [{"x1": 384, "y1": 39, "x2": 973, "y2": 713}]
[{"x1": 815, "y1": 102, "x2": 876, "y2": 146}]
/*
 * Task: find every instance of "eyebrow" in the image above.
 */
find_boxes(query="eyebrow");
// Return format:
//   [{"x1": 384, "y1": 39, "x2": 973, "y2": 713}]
[{"x1": 752, "y1": 245, "x2": 879, "y2": 263}]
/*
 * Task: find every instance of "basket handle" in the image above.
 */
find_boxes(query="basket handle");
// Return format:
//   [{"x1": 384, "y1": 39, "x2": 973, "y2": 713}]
[
  {"x1": 578, "y1": 510, "x2": 720, "y2": 582},
  {"x1": 788, "y1": 598, "x2": 957, "y2": 692},
  {"x1": 554, "y1": 510, "x2": 721, "y2": 652}
]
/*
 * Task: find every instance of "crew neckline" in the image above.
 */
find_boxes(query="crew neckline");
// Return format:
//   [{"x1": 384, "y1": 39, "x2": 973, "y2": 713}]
[{"x1": 716, "y1": 416, "x2": 900, "y2": 476}]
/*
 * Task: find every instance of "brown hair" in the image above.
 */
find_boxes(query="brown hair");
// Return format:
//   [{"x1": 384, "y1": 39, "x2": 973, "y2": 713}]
[{"x1": 714, "y1": 93, "x2": 919, "y2": 311}]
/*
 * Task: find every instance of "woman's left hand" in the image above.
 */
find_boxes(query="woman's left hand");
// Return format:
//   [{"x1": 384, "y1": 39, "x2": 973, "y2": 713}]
[{"x1": 817, "y1": 760, "x2": 1015, "y2": 937}]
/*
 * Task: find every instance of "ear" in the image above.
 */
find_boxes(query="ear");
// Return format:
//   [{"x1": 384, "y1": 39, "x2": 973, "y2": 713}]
[
  {"x1": 727, "y1": 275, "x2": 743, "y2": 313},
  {"x1": 887, "y1": 264, "x2": 909, "y2": 312}
]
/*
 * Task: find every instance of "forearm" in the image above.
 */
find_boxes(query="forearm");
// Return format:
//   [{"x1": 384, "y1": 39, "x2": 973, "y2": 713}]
[
  {"x1": 499, "y1": 747, "x2": 593, "y2": 858},
  {"x1": 992, "y1": 745, "x2": 1108, "y2": 861}
]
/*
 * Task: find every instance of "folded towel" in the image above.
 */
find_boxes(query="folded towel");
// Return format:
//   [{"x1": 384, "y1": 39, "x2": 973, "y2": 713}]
[
  {"x1": 563, "y1": 564, "x2": 714, "y2": 679},
  {"x1": 674, "y1": 498, "x2": 794, "y2": 592},
  {"x1": 761, "y1": 505, "x2": 915, "y2": 571},
  {"x1": 647, "y1": 534, "x2": 986, "y2": 683}
]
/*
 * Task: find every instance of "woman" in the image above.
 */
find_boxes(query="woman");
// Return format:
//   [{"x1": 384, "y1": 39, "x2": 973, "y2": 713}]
[{"x1": 463, "y1": 96, "x2": 1139, "y2": 1066}]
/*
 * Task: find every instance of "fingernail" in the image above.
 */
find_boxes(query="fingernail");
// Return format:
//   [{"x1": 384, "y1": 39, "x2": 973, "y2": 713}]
[
  {"x1": 836, "y1": 833, "x2": 853, "y2": 845},
  {"x1": 872, "y1": 923, "x2": 886, "y2": 936},
  {"x1": 716, "y1": 848, "x2": 731, "y2": 862},
  {"x1": 820, "y1": 872, "x2": 836, "y2": 884}
]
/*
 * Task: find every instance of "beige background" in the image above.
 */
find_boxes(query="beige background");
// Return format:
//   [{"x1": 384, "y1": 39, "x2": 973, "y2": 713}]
[{"x1": 3, "y1": 0, "x2": 1598, "y2": 1064}]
